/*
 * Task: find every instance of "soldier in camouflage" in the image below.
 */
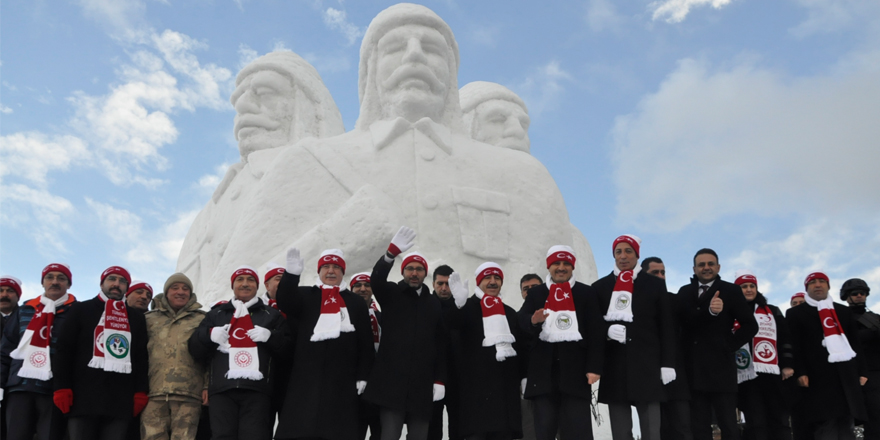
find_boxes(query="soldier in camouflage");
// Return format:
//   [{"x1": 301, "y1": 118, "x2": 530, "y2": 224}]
[{"x1": 141, "y1": 273, "x2": 208, "y2": 440}]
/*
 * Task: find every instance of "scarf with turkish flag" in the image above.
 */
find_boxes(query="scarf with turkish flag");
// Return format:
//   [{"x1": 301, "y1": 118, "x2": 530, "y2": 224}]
[
  {"x1": 369, "y1": 301, "x2": 381, "y2": 352},
  {"x1": 311, "y1": 284, "x2": 355, "y2": 342},
  {"x1": 604, "y1": 266, "x2": 641, "y2": 322},
  {"x1": 11, "y1": 294, "x2": 72, "y2": 380},
  {"x1": 88, "y1": 292, "x2": 133, "y2": 374},
  {"x1": 226, "y1": 298, "x2": 263, "y2": 380},
  {"x1": 804, "y1": 294, "x2": 857, "y2": 363},
  {"x1": 475, "y1": 287, "x2": 516, "y2": 361},
  {"x1": 540, "y1": 278, "x2": 582, "y2": 343}
]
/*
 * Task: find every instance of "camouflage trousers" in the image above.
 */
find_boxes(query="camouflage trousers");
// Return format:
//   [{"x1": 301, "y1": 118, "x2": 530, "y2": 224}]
[{"x1": 141, "y1": 397, "x2": 202, "y2": 440}]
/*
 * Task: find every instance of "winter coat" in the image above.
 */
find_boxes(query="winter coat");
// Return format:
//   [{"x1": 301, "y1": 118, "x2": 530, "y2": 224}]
[
  {"x1": 735, "y1": 297, "x2": 795, "y2": 403},
  {"x1": 448, "y1": 295, "x2": 526, "y2": 438},
  {"x1": 593, "y1": 271, "x2": 674, "y2": 404},
  {"x1": 273, "y1": 272, "x2": 374, "y2": 440},
  {"x1": 786, "y1": 301, "x2": 867, "y2": 421},
  {"x1": 1, "y1": 295, "x2": 76, "y2": 394},
  {"x1": 53, "y1": 296, "x2": 149, "y2": 419},
  {"x1": 677, "y1": 276, "x2": 758, "y2": 393},
  {"x1": 665, "y1": 291, "x2": 691, "y2": 401},
  {"x1": 517, "y1": 281, "x2": 605, "y2": 400},
  {"x1": 362, "y1": 256, "x2": 448, "y2": 419},
  {"x1": 144, "y1": 293, "x2": 206, "y2": 401},
  {"x1": 849, "y1": 305, "x2": 880, "y2": 371},
  {"x1": 187, "y1": 297, "x2": 292, "y2": 396}
]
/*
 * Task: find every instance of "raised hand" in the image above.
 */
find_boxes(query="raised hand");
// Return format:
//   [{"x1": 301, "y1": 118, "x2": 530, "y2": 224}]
[
  {"x1": 709, "y1": 292, "x2": 724, "y2": 314},
  {"x1": 448, "y1": 272, "x2": 469, "y2": 308},
  {"x1": 387, "y1": 226, "x2": 416, "y2": 257},
  {"x1": 286, "y1": 247, "x2": 304, "y2": 276}
]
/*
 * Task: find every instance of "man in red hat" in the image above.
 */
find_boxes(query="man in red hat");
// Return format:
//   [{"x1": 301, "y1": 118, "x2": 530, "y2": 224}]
[
  {"x1": 787, "y1": 272, "x2": 867, "y2": 440},
  {"x1": 0, "y1": 275, "x2": 21, "y2": 439},
  {"x1": 1, "y1": 265, "x2": 77, "y2": 440},
  {"x1": 53, "y1": 265, "x2": 149, "y2": 439},
  {"x1": 790, "y1": 293, "x2": 806, "y2": 308},
  {"x1": 125, "y1": 281, "x2": 153, "y2": 311}
]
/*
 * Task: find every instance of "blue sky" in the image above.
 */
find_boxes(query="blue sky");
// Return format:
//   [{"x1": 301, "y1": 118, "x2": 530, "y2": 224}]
[{"x1": 2, "y1": 0, "x2": 878, "y2": 310}]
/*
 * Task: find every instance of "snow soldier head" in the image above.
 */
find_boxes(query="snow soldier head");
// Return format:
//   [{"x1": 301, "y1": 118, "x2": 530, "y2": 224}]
[
  {"x1": 460, "y1": 81, "x2": 531, "y2": 153},
  {"x1": 232, "y1": 51, "x2": 344, "y2": 161},
  {"x1": 356, "y1": 3, "x2": 464, "y2": 131}
]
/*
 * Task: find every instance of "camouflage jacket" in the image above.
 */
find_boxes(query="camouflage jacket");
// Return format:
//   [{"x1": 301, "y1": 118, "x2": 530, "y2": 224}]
[{"x1": 145, "y1": 293, "x2": 207, "y2": 401}]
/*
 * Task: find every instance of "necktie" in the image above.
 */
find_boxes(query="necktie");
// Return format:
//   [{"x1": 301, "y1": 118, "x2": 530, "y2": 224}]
[{"x1": 700, "y1": 285, "x2": 709, "y2": 296}]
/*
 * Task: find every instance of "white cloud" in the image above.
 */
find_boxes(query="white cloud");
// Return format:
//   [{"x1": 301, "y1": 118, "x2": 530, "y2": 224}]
[
  {"x1": 0, "y1": 132, "x2": 89, "y2": 186},
  {"x1": 610, "y1": 54, "x2": 880, "y2": 231},
  {"x1": 151, "y1": 30, "x2": 232, "y2": 111},
  {"x1": 237, "y1": 44, "x2": 259, "y2": 71},
  {"x1": 322, "y1": 7, "x2": 364, "y2": 45},
  {"x1": 650, "y1": 0, "x2": 733, "y2": 23},
  {"x1": 788, "y1": 0, "x2": 880, "y2": 38},
  {"x1": 76, "y1": 0, "x2": 148, "y2": 41},
  {"x1": 197, "y1": 162, "x2": 233, "y2": 192},
  {"x1": 586, "y1": 0, "x2": 624, "y2": 32},
  {"x1": 515, "y1": 61, "x2": 575, "y2": 116},
  {"x1": 0, "y1": 104, "x2": 12, "y2": 114},
  {"x1": 0, "y1": 184, "x2": 75, "y2": 255}
]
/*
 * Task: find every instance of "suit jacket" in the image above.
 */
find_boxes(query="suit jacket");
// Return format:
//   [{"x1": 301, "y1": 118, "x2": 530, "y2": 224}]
[
  {"x1": 517, "y1": 281, "x2": 605, "y2": 400},
  {"x1": 678, "y1": 276, "x2": 758, "y2": 393}
]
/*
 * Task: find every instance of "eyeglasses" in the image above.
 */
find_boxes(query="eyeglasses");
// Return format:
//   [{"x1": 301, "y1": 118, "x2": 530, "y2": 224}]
[{"x1": 850, "y1": 291, "x2": 868, "y2": 297}]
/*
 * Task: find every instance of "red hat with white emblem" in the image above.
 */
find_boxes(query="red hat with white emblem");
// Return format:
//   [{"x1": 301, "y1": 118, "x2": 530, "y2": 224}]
[
  {"x1": 317, "y1": 249, "x2": 346, "y2": 274},
  {"x1": 0, "y1": 275, "x2": 22, "y2": 296},
  {"x1": 804, "y1": 272, "x2": 829, "y2": 288},
  {"x1": 42, "y1": 263, "x2": 72, "y2": 285},
  {"x1": 791, "y1": 292, "x2": 805, "y2": 301},
  {"x1": 401, "y1": 252, "x2": 428, "y2": 275},
  {"x1": 231, "y1": 265, "x2": 260, "y2": 288},
  {"x1": 612, "y1": 234, "x2": 641, "y2": 258},
  {"x1": 101, "y1": 266, "x2": 131, "y2": 285},
  {"x1": 546, "y1": 245, "x2": 576, "y2": 269},
  {"x1": 264, "y1": 263, "x2": 285, "y2": 283},
  {"x1": 734, "y1": 270, "x2": 758, "y2": 289},
  {"x1": 475, "y1": 262, "x2": 504, "y2": 286},
  {"x1": 349, "y1": 272, "x2": 371, "y2": 289},
  {"x1": 126, "y1": 280, "x2": 153, "y2": 297}
]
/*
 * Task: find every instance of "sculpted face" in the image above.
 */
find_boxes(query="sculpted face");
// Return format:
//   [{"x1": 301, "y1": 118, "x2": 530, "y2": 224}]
[
  {"x1": 473, "y1": 100, "x2": 530, "y2": 152},
  {"x1": 232, "y1": 70, "x2": 296, "y2": 158},
  {"x1": 376, "y1": 24, "x2": 450, "y2": 123}
]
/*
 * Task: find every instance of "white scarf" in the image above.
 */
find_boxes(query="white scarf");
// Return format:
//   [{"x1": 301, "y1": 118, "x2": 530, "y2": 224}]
[
  {"x1": 604, "y1": 266, "x2": 640, "y2": 322},
  {"x1": 540, "y1": 275, "x2": 582, "y2": 343},
  {"x1": 736, "y1": 304, "x2": 780, "y2": 383},
  {"x1": 474, "y1": 287, "x2": 517, "y2": 361},
  {"x1": 804, "y1": 294, "x2": 857, "y2": 363},
  {"x1": 88, "y1": 292, "x2": 133, "y2": 374},
  {"x1": 225, "y1": 296, "x2": 263, "y2": 380},
  {"x1": 11, "y1": 294, "x2": 70, "y2": 380},
  {"x1": 311, "y1": 283, "x2": 355, "y2": 342}
]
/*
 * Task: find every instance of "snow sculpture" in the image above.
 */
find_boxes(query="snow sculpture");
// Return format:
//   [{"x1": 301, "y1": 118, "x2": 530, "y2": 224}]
[
  {"x1": 177, "y1": 51, "x2": 345, "y2": 293},
  {"x1": 179, "y1": 3, "x2": 597, "y2": 307}
]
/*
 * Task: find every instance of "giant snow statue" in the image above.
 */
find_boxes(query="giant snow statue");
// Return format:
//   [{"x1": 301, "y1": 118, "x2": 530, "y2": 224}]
[
  {"x1": 177, "y1": 51, "x2": 345, "y2": 293},
  {"x1": 178, "y1": 3, "x2": 598, "y2": 307}
]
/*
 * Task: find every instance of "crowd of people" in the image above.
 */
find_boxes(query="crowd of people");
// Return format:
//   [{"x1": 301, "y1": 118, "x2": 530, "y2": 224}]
[{"x1": 0, "y1": 227, "x2": 877, "y2": 440}]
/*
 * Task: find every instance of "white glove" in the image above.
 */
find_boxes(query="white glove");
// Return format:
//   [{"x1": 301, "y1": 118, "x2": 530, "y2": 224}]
[
  {"x1": 211, "y1": 325, "x2": 230, "y2": 345},
  {"x1": 661, "y1": 367, "x2": 677, "y2": 385},
  {"x1": 607, "y1": 324, "x2": 627, "y2": 344},
  {"x1": 388, "y1": 226, "x2": 416, "y2": 257},
  {"x1": 357, "y1": 380, "x2": 367, "y2": 395},
  {"x1": 247, "y1": 326, "x2": 271, "y2": 343},
  {"x1": 1, "y1": 388, "x2": 4, "y2": 406},
  {"x1": 448, "y1": 272, "x2": 469, "y2": 309},
  {"x1": 432, "y1": 383, "x2": 445, "y2": 402},
  {"x1": 286, "y1": 247, "x2": 304, "y2": 276},
  {"x1": 520, "y1": 378, "x2": 527, "y2": 398}
]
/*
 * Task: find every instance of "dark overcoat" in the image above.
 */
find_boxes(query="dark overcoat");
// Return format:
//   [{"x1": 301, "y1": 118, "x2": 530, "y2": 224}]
[
  {"x1": 53, "y1": 296, "x2": 149, "y2": 419},
  {"x1": 786, "y1": 301, "x2": 867, "y2": 421},
  {"x1": 593, "y1": 271, "x2": 675, "y2": 404},
  {"x1": 363, "y1": 257, "x2": 447, "y2": 419},
  {"x1": 678, "y1": 276, "x2": 758, "y2": 393},
  {"x1": 448, "y1": 295, "x2": 526, "y2": 438},
  {"x1": 665, "y1": 291, "x2": 691, "y2": 401},
  {"x1": 517, "y1": 281, "x2": 605, "y2": 400},
  {"x1": 273, "y1": 272, "x2": 374, "y2": 440}
]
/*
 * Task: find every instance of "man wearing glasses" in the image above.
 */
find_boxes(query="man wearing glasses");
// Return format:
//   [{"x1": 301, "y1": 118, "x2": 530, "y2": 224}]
[{"x1": 841, "y1": 278, "x2": 879, "y2": 440}]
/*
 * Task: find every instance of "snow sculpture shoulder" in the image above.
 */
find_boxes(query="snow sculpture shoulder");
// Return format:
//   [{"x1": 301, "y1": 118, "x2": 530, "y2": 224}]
[
  {"x1": 180, "y1": 3, "x2": 596, "y2": 305},
  {"x1": 177, "y1": 51, "x2": 344, "y2": 293}
]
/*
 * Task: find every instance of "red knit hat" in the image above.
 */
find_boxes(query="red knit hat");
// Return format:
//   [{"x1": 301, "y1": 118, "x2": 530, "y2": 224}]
[
  {"x1": 791, "y1": 292, "x2": 805, "y2": 301},
  {"x1": 734, "y1": 270, "x2": 758, "y2": 288},
  {"x1": 401, "y1": 252, "x2": 428, "y2": 274},
  {"x1": 612, "y1": 234, "x2": 641, "y2": 258},
  {"x1": 546, "y1": 245, "x2": 576, "y2": 269},
  {"x1": 475, "y1": 262, "x2": 503, "y2": 286},
  {"x1": 42, "y1": 263, "x2": 72, "y2": 285},
  {"x1": 264, "y1": 263, "x2": 285, "y2": 283},
  {"x1": 101, "y1": 266, "x2": 131, "y2": 285},
  {"x1": 231, "y1": 266, "x2": 260, "y2": 288},
  {"x1": 318, "y1": 249, "x2": 346, "y2": 273},
  {"x1": 0, "y1": 276, "x2": 22, "y2": 296},
  {"x1": 804, "y1": 272, "x2": 829, "y2": 288},
  {"x1": 349, "y1": 272, "x2": 371, "y2": 289},
  {"x1": 126, "y1": 280, "x2": 153, "y2": 297}
]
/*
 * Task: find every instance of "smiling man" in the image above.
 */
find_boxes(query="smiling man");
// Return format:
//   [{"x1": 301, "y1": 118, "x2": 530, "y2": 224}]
[
  {"x1": 125, "y1": 281, "x2": 153, "y2": 312},
  {"x1": 53, "y1": 266, "x2": 149, "y2": 440}
]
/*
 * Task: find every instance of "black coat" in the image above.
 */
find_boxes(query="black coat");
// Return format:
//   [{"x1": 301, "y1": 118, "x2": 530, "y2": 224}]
[
  {"x1": 517, "y1": 281, "x2": 605, "y2": 400},
  {"x1": 273, "y1": 273, "x2": 374, "y2": 440},
  {"x1": 448, "y1": 295, "x2": 526, "y2": 438},
  {"x1": 593, "y1": 271, "x2": 675, "y2": 404},
  {"x1": 187, "y1": 298, "x2": 291, "y2": 396},
  {"x1": 363, "y1": 256, "x2": 448, "y2": 419},
  {"x1": 737, "y1": 298, "x2": 795, "y2": 398},
  {"x1": 786, "y1": 301, "x2": 867, "y2": 421},
  {"x1": 678, "y1": 276, "x2": 758, "y2": 393},
  {"x1": 665, "y1": 291, "x2": 691, "y2": 401},
  {"x1": 53, "y1": 296, "x2": 149, "y2": 419},
  {"x1": 850, "y1": 305, "x2": 880, "y2": 371}
]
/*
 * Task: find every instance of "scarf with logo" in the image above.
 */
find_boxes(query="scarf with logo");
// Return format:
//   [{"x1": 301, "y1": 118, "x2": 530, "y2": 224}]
[
  {"x1": 604, "y1": 266, "x2": 641, "y2": 322},
  {"x1": 369, "y1": 301, "x2": 381, "y2": 352},
  {"x1": 11, "y1": 294, "x2": 72, "y2": 380},
  {"x1": 540, "y1": 275, "x2": 582, "y2": 343},
  {"x1": 804, "y1": 294, "x2": 857, "y2": 363},
  {"x1": 734, "y1": 304, "x2": 780, "y2": 383},
  {"x1": 88, "y1": 292, "x2": 133, "y2": 374},
  {"x1": 311, "y1": 284, "x2": 355, "y2": 342},
  {"x1": 226, "y1": 296, "x2": 263, "y2": 380},
  {"x1": 475, "y1": 287, "x2": 517, "y2": 361}
]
